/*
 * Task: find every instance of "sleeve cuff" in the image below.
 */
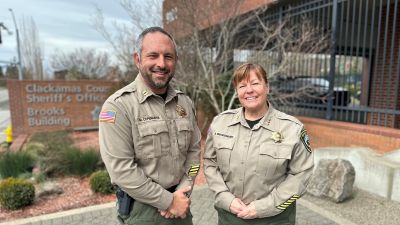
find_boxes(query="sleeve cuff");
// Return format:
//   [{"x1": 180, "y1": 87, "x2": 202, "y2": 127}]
[
  {"x1": 253, "y1": 199, "x2": 282, "y2": 218},
  {"x1": 216, "y1": 191, "x2": 236, "y2": 212},
  {"x1": 176, "y1": 175, "x2": 193, "y2": 191},
  {"x1": 157, "y1": 189, "x2": 174, "y2": 210}
]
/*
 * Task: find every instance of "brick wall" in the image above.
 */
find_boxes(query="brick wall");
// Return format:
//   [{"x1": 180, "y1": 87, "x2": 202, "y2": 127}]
[
  {"x1": 300, "y1": 116, "x2": 400, "y2": 154},
  {"x1": 7, "y1": 80, "x2": 117, "y2": 136},
  {"x1": 163, "y1": 0, "x2": 275, "y2": 38},
  {"x1": 369, "y1": 2, "x2": 400, "y2": 128}
]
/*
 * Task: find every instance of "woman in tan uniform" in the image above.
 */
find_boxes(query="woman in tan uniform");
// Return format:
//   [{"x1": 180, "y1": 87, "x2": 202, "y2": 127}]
[{"x1": 204, "y1": 63, "x2": 314, "y2": 225}]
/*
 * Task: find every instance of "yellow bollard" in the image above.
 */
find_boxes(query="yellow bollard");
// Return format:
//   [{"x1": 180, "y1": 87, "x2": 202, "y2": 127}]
[{"x1": 4, "y1": 125, "x2": 12, "y2": 146}]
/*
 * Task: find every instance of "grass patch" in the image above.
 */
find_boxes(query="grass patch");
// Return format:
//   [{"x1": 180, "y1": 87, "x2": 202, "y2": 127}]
[
  {"x1": 0, "y1": 151, "x2": 35, "y2": 179},
  {"x1": 63, "y1": 148, "x2": 100, "y2": 176}
]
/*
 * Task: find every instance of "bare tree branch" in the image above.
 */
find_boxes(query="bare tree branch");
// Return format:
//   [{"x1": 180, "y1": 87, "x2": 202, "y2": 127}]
[
  {"x1": 19, "y1": 16, "x2": 44, "y2": 80},
  {"x1": 50, "y1": 48, "x2": 111, "y2": 80}
]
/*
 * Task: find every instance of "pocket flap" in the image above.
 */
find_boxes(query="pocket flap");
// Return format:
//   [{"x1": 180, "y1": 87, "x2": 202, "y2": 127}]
[
  {"x1": 176, "y1": 119, "x2": 193, "y2": 132},
  {"x1": 214, "y1": 137, "x2": 235, "y2": 150},
  {"x1": 137, "y1": 120, "x2": 168, "y2": 137},
  {"x1": 260, "y1": 143, "x2": 292, "y2": 159}
]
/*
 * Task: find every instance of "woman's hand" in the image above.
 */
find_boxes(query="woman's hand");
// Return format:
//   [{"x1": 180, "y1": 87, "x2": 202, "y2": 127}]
[
  {"x1": 237, "y1": 202, "x2": 257, "y2": 219},
  {"x1": 229, "y1": 198, "x2": 247, "y2": 214}
]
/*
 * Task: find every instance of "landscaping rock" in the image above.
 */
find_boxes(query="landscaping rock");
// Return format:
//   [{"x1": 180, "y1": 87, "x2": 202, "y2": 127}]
[
  {"x1": 36, "y1": 181, "x2": 64, "y2": 198},
  {"x1": 307, "y1": 158, "x2": 355, "y2": 202}
]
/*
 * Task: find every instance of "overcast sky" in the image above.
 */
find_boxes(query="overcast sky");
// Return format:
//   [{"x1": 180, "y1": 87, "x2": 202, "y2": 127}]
[{"x1": 0, "y1": 0, "x2": 161, "y2": 71}]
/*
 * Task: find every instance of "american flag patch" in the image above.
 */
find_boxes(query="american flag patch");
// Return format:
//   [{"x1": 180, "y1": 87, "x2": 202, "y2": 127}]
[{"x1": 99, "y1": 110, "x2": 116, "y2": 123}]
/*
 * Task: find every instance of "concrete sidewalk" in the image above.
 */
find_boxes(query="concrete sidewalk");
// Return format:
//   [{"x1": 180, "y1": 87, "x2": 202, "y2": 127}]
[
  {"x1": 1, "y1": 185, "x2": 344, "y2": 225},
  {"x1": 0, "y1": 88, "x2": 8, "y2": 105}
]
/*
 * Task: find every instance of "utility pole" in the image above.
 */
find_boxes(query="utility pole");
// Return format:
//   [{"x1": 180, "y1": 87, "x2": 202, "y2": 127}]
[{"x1": 9, "y1": 8, "x2": 23, "y2": 80}]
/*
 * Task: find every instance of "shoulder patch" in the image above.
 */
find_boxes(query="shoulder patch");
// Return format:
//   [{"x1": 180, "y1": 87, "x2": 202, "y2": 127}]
[
  {"x1": 300, "y1": 128, "x2": 312, "y2": 153},
  {"x1": 99, "y1": 110, "x2": 116, "y2": 123}
]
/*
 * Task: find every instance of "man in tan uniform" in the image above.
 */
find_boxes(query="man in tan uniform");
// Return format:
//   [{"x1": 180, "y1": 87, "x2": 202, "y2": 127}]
[{"x1": 99, "y1": 27, "x2": 201, "y2": 225}]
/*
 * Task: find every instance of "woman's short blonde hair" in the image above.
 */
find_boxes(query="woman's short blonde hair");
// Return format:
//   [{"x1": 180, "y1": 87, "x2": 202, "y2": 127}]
[{"x1": 232, "y1": 63, "x2": 268, "y2": 87}]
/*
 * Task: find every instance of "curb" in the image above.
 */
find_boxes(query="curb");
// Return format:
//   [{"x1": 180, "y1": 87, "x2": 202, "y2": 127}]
[{"x1": 0, "y1": 203, "x2": 115, "y2": 225}]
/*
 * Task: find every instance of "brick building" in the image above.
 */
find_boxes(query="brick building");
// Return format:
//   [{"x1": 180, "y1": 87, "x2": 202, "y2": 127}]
[{"x1": 163, "y1": 0, "x2": 400, "y2": 152}]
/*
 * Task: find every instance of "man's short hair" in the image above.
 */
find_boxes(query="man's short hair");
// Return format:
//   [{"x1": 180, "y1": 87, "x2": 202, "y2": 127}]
[{"x1": 135, "y1": 26, "x2": 178, "y2": 58}]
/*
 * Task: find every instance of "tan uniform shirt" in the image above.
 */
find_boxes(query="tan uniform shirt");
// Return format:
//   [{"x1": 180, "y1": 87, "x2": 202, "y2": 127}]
[
  {"x1": 99, "y1": 75, "x2": 201, "y2": 210},
  {"x1": 204, "y1": 105, "x2": 314, "y2": 218}
]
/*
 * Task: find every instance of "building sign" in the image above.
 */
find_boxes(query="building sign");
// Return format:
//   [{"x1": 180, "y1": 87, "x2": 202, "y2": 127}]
[{"x1": 7, "y1": 80, "x2": 117, "y2": 135}]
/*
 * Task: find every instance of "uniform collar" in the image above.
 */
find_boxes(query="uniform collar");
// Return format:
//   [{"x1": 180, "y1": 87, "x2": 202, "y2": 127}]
[
  {"x1": 259, "y1": 103, "x2": 278, "y2": 132},
  {"x1": 135, "y1": 74, "x2": 179, "y2": 104},
  {"x1": 227, "y1": 108, "x2": 242, "y2": 126}
]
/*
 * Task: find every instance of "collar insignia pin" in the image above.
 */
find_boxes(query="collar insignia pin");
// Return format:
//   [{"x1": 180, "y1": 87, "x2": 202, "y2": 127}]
[{"x1": 271, "y1": 131, "x2": 283, "y2": 143}]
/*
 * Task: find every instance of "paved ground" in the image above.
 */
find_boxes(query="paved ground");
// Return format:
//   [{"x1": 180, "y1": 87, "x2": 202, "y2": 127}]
[
  {"x1": 191, "y1": 185, "x2": 340, "y2": 225},
  {"x1": 2, "y1": 185, "x2": 342, "y2": 225}
]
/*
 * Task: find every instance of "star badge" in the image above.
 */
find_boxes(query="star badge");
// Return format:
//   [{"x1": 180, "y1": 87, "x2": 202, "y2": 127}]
[
  {"x1": 176, "y1": 105, "x2": 187, "y2": 117},
  {"x1": 271, "y1": 131, "x2": 283, "y2": 143}
]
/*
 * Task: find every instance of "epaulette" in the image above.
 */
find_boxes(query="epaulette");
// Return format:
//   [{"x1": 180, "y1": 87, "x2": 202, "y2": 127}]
[
  {"x1": 112, "y1": 82, "x2": 137, "y2": 101},
  {"x1": 275, "y1": 111, "x2": 301, "y2": 126},
  {"x1": 218, "y1": 108, "x2": 239, "y2": 117}
]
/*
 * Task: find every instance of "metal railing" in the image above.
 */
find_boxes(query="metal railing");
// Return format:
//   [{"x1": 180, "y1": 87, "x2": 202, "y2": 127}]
[{"x1": 234, "y1": 0, "x2": 400, "y2": 128}]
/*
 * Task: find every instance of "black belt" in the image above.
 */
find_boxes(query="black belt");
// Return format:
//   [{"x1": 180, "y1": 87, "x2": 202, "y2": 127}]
[{"x1": 166, "y1": 185, "x2": 178, "y2": 193}]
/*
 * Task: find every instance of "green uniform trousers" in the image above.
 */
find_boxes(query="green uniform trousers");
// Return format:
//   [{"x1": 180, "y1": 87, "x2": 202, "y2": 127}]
[
  {"x1": 117, "y1": 200, "x2": 193, "y2": 225},
  {"x1": 216, "y1": 203, "x2": 296, "y2": 225}
]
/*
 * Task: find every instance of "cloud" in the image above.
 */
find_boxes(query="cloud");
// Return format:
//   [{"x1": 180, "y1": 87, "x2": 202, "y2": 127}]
[
  {"x1": 0, "y1": 0, "x2": 162, "y2": 70},
  {"x1": 0, "y1": 0, "x2": 132, "y2": 63},
  {"x1": 43, "y1": 35, "x2": 110, "y2": 53}
]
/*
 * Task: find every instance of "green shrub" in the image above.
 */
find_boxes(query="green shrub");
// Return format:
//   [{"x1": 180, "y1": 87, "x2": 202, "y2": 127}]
[
  {"x1": 23, "y1": 142, "x2": 46, "y2": 160},
  {"x1": 0, "y1": 178, "x2": 35, "y2": 210},
  {"x1": 26, "y1": 131, "x2": 100, "y2": 177},
  {"x1": 63, "y1": 148, "x2": 100, "y2": 176},
  {"x1": 89, "y1": 170, "x2": 114, "y2": 194},
  {"x1": 29, "y1": 131, "x2": 73, "y2": 147},
  {"x1": 28, "y1": 131, "x2": 72, "y2": 176},
  {"x1": 0, "y1": 151, "x2": 35, "y2": 179}
]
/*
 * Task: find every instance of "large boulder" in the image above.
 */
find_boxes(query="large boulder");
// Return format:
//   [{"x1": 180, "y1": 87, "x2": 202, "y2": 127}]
[{"x1": 307, "y1": 158, "x2": 355, "y2": 202}]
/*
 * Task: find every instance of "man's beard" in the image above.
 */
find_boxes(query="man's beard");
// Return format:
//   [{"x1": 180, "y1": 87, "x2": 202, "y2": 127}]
[{"x1": 140, "y1": 66, "x2": 174, "y2": 89}]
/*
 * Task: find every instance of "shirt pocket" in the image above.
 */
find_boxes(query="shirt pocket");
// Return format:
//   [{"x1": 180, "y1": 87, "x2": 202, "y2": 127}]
[
  {"x1": 137, "y1": 120, "x2": 169, "y2": 159},
  {"x1": 175, "y1": 118, "x2": 193, "y2": 152},
  {"x1": 214, "y1": 137, "x2": 235, "y2": 180},
  {"x1": 257, "y1": 143, "x2": 292, "y2": 179}
]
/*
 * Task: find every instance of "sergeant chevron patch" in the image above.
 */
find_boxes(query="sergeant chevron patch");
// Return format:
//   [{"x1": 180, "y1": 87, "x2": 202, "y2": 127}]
[
  {"x1": 188, "y1": 164, "x2": 200, "y2": 177},
  {"x1": 276, "y1": 194, "x2": 300, "y2": 210}
]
